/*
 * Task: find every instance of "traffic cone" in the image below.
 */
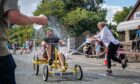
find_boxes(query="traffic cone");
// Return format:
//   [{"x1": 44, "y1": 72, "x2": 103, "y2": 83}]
[{"x1": 104, "y1": 48, "x2": 108, "y2": 66}]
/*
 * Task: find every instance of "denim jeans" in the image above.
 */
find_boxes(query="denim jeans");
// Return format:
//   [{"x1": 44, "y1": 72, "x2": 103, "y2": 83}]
[{"x1": 0, "y1": 54, "x2": 16, "y2": 84}]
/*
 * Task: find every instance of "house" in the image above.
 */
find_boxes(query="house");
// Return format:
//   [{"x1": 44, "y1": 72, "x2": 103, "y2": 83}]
[
  {"x1": 117, "y1": 0, "x2": 140, "y2": 62},
  {"x1": 117, "y1": 0, "x2": 140, "y2": 42}
]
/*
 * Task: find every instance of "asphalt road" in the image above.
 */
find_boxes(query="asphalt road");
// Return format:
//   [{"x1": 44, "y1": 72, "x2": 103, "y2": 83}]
[{"x1": 13, "y1": 50, "x2": 140, "y2": 84}]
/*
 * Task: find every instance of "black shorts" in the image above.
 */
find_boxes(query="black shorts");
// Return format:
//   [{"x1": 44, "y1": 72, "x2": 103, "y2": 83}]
[{"x1": 0, "y1": 54, "x2": 17, "y2": 84}]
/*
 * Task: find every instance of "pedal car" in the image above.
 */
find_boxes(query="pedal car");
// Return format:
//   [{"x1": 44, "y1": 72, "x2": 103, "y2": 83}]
[{"x1": 32, "y1": 43, "x2": 83, "y2": 81}]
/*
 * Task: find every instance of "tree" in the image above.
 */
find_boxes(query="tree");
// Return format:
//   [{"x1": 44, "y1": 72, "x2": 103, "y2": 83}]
[
  {"x1": 107, "y1": 23, "x2": 119, "y2": 39},
  {"x1": 34, "y1": 0, "x2": 65, "y2": 18},
  {"x1": 63, "y1": 8, "x2": 106, "y2": 36},
  {"x1": 6, "y1": 25, "x2": 34, "y2": 46},
  {"x1": 34, "y1": 0, "x2": 106, "y2": 37},
  {"x1": 113, "y1": 6, "x2": 132, "y2": 24}
]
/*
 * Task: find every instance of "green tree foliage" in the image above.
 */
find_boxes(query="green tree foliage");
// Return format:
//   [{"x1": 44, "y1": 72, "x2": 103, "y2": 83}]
[
  {"x1": 62, "y1": 0, "x2": 86, "y2": 11},
  {"x1": 34, "y1": 0, "x2": 65, "y2": 18},
  {"x1": 107, "y1": 23, "x2": 119, "y2": 39},
  {"x1": 34, "y1": 0, "x2": 106, "y2": 36},
  {"x1": 63, "y1": 8, "x2": 106, "y2": 36},
  {"x1": 113, "y1": 6, "x2": 132, "y2": 24},
  {"x1": 7, "y1": 25, "x2": 35, "y2": 46}
]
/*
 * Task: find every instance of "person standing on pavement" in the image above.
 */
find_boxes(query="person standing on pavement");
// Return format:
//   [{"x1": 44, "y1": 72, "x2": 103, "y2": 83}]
[
  {"x1": 93, "y1": 22, "x2": 127, "y2": 74},
  {"x1": 0, "y1": 0, "x2": 48, "y2": 84},
  {"x1": 131, "y1": 25, "x2": 140, "y2": 52},
  {"x1": 25, "y1": 39, "x2": 30, "y2": 53},
  {"x1": 95, "y1": 41, "x2": 101, "y2": 58},
  {"x1": 29, "y1": 39, "x2": 33, "y2": 53}
]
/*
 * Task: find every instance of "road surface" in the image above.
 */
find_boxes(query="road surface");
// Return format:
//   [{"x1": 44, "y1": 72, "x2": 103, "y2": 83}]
[{"x1": 13, "y1": 50, "x2": 140, "y2": 84}]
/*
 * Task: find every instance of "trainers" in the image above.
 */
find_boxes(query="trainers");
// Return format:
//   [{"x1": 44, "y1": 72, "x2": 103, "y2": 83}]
[
  {"x1": 49, "y1": 59, "x2": 53, "y2": 65},
  {"x1": 122, "y1": 59, "x2": 128, "y2": 69},
  {"x1": 106, "y1": 69, "x2": 112, "y2": 73},
  {"x1": 106, "y1": 69, "x2": 113, "y2": 75}
]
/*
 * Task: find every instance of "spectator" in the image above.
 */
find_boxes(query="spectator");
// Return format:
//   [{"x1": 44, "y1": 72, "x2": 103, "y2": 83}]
[
  {"x1": 20, "y1": 42, "x2": 28, "y2": 54},
  {"x1": 85, "y1": 34, "x2": 92, "y2": 43},
  {"x1": 0, "y1": 0, "x2": 48, "y2": 84},
  {"x1": 29, "y1": 39, "x2": 33, "y2": 53},
  {"x1": 25, "y1": 40, "x2": 30, "y2": 53},
  {"x1": 95, "y1": 41, "x2": 101, "y2": 58},
  {"x1": 12, "y1": 43, "x2": 17, "y2": 54},
  {"x1": 131, "y1": 25, "x2": 140, "y2": 52}
]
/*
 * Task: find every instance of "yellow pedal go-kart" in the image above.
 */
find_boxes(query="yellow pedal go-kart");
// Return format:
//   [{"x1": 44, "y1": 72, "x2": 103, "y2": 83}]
[{"x1": 32, "y1": 43, "x2": 83, "y2": 81}]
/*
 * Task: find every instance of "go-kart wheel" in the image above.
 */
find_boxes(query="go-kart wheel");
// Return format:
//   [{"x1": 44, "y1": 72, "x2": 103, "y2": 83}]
[
  {"x1": 61, "y1": 53, "x2": 66, "y2": 65},
  {"x1": 33, "y1": 64, "x2": 39, "y2": 75},
  {"x1": 43, "y1": 65, "x2": 49, "y2": 81},
  {"x1": 61, "y1": 53, "x2": 68, "y2": 71},
  {"x1": 74, "y1": 65, "x2": 83, "y2": 80}
]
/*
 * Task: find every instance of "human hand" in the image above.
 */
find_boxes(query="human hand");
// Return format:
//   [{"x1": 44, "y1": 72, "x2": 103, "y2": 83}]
[
  {"x1": 60, "y1": 42, "x2": 65, "y2": 46},
  {"x1": 35, "y1": 15, "x2": 48, "y2": 25}
]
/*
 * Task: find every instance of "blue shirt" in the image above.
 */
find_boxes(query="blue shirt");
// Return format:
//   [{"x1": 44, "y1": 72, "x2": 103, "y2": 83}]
[{"x1": 136, "y1": 30, "x2": 140, "y2": 37}]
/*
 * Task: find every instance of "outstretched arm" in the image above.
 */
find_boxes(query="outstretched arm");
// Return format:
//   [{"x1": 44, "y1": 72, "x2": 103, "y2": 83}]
[{"x1": 7, "y1": 10, "x2": 48, "y2": 25}]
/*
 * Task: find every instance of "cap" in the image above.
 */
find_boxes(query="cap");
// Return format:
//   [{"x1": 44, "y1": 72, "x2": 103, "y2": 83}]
[{"x1": 45, "y1": 27, "x2": 53, "y2": 32}]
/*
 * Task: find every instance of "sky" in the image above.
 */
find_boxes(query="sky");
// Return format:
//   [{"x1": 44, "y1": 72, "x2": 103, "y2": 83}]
[
  {"x1": 19, "y1": 0, "x2": 137, "y2": 24},
  {"x1": 103, "y1": 0, "x2": 137, "y2": 23},
  {"x1": 104, "y1": 0, "x2": 137, "y2": 7}
]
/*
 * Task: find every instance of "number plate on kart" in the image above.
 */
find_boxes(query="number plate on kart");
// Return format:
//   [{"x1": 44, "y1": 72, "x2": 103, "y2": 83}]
[{"x1": 55, "y1": 72, "x2": 74, "y2": 77}]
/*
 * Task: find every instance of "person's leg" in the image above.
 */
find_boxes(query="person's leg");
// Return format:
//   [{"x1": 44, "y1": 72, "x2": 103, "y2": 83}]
[
  {"x1": 27, "y1": 47, "x2": 30, "y2": 54},
  {"x1": 107, "y1": 48, "x2": 112, "y2": 70},
  {"x1": 57, "y1": 52, "x2": 65, "y2": 67},
  {"x1": 110, "y1": 44, "x2": 127, "y2": 69},
  {"x1": 98, "y1": 50, "x2": 100, "y2": 58},
  {"x1": 136, "y1": 40, "x2": 140, "y2": 50},
  {"x1": 110, "y1": 44, "x2": 122, "y2": 63},
  {"x1": 0, "y1": 54, "x2": 16, "y2": 84},
  {"x1": 20, "y1": 48, "x2": 23, "y2": 54},
  {"x1": 15, "y1": 48, "x2": 17, "y2": 54},
  {"x1": 46, "y1": 45, "x2": 51, "y2": 60},
  {"x1": 30, "y1": 46, "x2": 33, "y2": 52},
  {"x1": 107, "y1": 42, "x2": 118, "y2": 70},
  {"x1": 13, "y1": 49, "x2": 15, "y2": 54},
  {"x1": 95, "y1": 50, "x2": 97, "y2": 58},
  {"x1": 107, "y1": 43, "x2": 120, "y2": 73},
  {"x1": 131, "y1": 41, "x2": 136, "y2": 51},
  {"x1": 138, "y1": 40, "x2": 140, "y2": 50},
  {"x1": 96, "y1": 50, "x2": 99, "y2": 58}
]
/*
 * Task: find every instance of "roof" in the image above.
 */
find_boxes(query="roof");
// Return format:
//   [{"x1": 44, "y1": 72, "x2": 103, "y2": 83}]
[
  {"x1": 117, "y1": 0, "x2": 140, "y2": 31},
  {"x1": 125, "y1": 0, "x2": 140, "y2": 21},
  {"x1": 117, "y1": 19, "x2": 140, "y2": 31}
]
